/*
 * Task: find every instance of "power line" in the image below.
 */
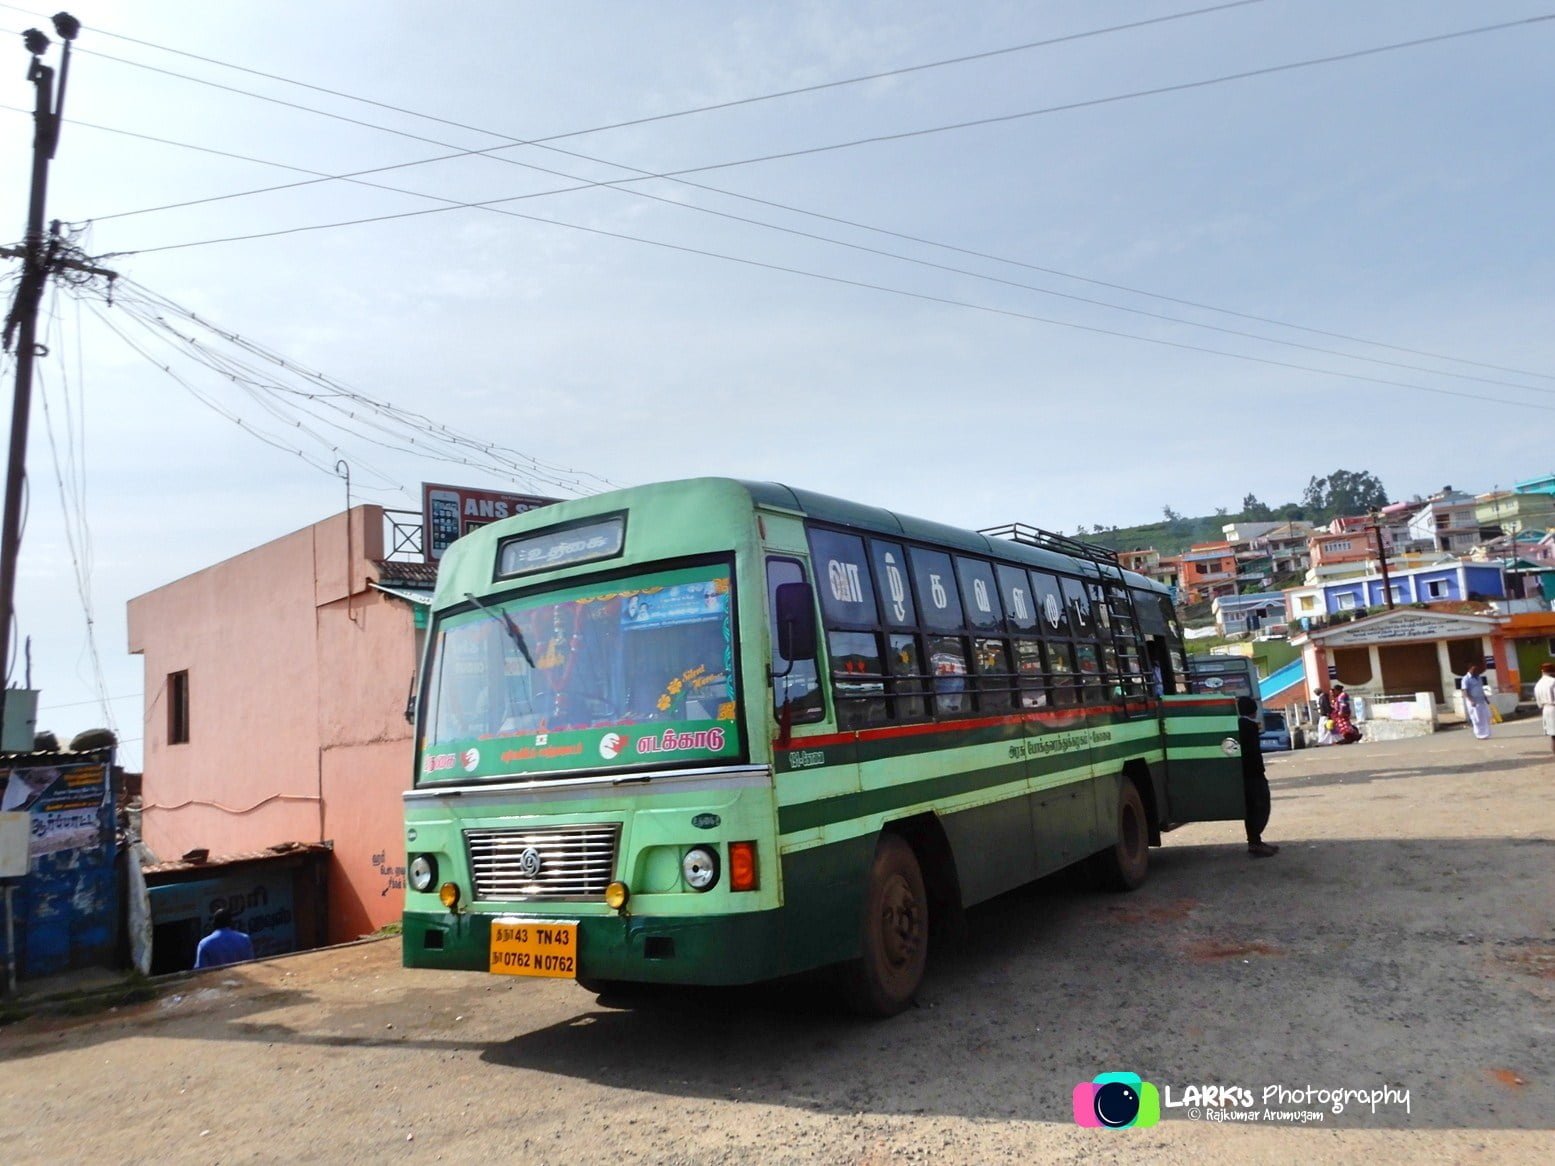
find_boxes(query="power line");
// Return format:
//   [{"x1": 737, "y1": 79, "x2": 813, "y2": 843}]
[
  {"x1": 38, "y1": 287, "x2": 117, "y2": 733},
  {"x1": 61, "y1": 15, "x2": 1555, "y2": 386},
  {"x1": 90, "y1": 12, "x2": 1555, "y2": 233},
  {"x1": 16, "y1": 12, "x2": 1551, "y2": 407},
  {"x1": 38, "y1": 692, "x2": 138, "y2": 712},
  {"x1": 94, "y1": 210, "x2": 1555, "y2": 416},
  {"x1": 73, "y1": 276, "x2": 623, "y2": 497},
  {"x1": 2, "y1": 1, "x2": 1273, "y2": 146},
  {"x1": 50, "y1": 115, "x2": 1549, "y2": 398},
  {"x1": 41, "y1": 109, "x2": 1553, "y2": 408}
]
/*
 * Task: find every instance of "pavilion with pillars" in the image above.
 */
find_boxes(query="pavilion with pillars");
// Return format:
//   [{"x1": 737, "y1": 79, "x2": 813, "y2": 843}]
[{"x1": 1291, "y1": 606, "x2": 1516, "y2": 708}]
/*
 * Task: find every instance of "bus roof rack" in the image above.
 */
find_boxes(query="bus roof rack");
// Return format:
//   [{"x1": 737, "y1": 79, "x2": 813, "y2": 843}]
[{"x1": 978, "y1": 523, "x2": 1122, "y2": 568}]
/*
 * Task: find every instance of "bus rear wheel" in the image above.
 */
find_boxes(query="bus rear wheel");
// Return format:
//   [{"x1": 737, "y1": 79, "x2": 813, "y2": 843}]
[
  {"x1": 841, "y1": 833, "x2": 928, "y2": 1017},
  {"x1": 1091, "y1": 779, "x2": 1150, "y2": 892}
]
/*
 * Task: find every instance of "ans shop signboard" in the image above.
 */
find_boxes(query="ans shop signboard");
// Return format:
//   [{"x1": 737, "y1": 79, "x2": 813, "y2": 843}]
[{"x1": 422, "y1": 483, "x2": 559, "y2": 562}]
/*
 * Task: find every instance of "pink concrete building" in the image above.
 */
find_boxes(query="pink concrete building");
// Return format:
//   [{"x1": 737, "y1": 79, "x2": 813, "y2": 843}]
[
  {"x1": 1308, "y1": 529, "x2": 1372, "y2": 568},
  {"x1": 127, "y1": 506, "x2": 431, "y2": 945}
]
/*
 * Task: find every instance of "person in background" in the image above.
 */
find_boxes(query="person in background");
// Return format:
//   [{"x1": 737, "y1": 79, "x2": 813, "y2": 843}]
[
  {"x1": 1331, "y1": 684, "x2": 1360, "y2": 744},
  {"x1": 1535, "y1": 661, "x2": 1555, "y2": 760},
  {"x1": 194, "y1": 909, "x2": 255, "y2": 970},
  {"x1": 1315, "y1": 687, "x2": 1337, "y2": 745},
  {"x1": 1237, "y1": 695, "x2": 1278, "y2": 858},
  {"x1": 1462, "y1": 662, "x2": 1493, "y2": 741}
]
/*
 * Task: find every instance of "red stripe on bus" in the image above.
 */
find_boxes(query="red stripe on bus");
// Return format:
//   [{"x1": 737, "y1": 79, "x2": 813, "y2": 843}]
[
  {"x1": 773, "y1": 694, "x2": 1236, "y2": 753},
  {"x1": 777, "y1": 704, "x2": 1135, "y2": 752}
]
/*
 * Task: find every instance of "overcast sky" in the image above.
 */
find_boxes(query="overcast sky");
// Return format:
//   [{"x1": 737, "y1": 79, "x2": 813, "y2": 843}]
[{"x1": 2, "y1": 0, "x2": 1553, "y2": 768}]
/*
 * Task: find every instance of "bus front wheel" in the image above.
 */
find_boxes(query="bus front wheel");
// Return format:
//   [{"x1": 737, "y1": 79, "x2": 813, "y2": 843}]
[
  {"x1": 1092, "y1": 779, "x2": 1150, "y2": 892},
  {"x1": 841, "y1": 833, "x2": 929, "y2": 1017}
]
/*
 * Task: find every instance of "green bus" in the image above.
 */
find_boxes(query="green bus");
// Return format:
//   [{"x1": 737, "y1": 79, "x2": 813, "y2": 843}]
[{"x1": 402, "y1": 478, "x2": 1244, "y2": 1014}]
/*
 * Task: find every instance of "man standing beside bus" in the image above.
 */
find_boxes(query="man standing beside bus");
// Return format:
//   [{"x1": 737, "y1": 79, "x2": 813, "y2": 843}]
[{"x1": 1237, "y1": 696, "x2": 1277, "y2": 858}]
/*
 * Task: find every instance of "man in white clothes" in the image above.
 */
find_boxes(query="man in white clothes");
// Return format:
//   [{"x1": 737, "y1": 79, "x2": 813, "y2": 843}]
[
  {"x1": 1535, "y1": 661, "x2": 1555, "y2": 760},
  {"x1": 1461, "y1": 662, "x2": 1492, "y2": 740}
]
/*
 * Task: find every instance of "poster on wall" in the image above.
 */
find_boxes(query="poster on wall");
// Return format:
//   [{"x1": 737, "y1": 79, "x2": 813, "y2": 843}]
[
  {"x1": 422, "y1": 482, "x2": 560, "y2": 562},
  {"x1": 0, "y1": 760, "x2": 109, "y2": 859}
]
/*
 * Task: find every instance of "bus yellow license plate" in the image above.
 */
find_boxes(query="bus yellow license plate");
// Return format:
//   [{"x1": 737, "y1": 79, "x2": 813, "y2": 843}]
[{"x1": 489, "y1": 919, "x2": 578, "y2": 978}]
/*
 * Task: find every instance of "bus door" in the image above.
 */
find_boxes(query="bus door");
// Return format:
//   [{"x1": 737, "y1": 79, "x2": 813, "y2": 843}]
[
  {"x1": 763, "y1": 546, "x2": 864, "y2": 843},
  {"x1": 1130, "y1": 588, "x2": 1244, "y2": 824},
  {"x1": 1159, "y1": 693, "x2": 1245, "y2": 824}
]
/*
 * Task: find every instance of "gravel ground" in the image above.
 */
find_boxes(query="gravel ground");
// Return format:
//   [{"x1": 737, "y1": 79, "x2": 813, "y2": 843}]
[{"x1": 2, "y1": 718, "x2": 1552, "y2": 1164}]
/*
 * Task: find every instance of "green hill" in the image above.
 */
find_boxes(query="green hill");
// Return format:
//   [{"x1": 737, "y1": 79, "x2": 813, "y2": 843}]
[{"x1": 1075, "y1": 516, "x2": 1233, "y2": 559}]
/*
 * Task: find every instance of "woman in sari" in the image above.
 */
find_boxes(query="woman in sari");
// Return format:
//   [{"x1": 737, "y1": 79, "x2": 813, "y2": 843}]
[{"x1": 1331, "y1": 684, "x2": 1360, "y2": 744}]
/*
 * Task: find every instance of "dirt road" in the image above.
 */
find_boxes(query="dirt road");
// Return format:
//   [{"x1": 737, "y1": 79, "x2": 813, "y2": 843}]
[{"x1": 3, "y1": 720, "x2": 1552, "y2": 1163}]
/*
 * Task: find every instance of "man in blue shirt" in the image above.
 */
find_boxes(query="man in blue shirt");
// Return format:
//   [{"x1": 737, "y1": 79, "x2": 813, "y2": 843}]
[{"x1": 194, "y1": 909, "x2": 255, "y2": 969}]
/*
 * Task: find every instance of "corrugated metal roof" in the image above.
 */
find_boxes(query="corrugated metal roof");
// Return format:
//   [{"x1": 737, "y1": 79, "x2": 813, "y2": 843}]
[
  {"x1": 374, "y1": 559, "x2": 439, "y2": 587},
  {"x1": 142, "y1": 841, "x2": 331, "y2": 877},
  {"x1": 371, "y1": 582, "x2": 432, "y2": 606}
]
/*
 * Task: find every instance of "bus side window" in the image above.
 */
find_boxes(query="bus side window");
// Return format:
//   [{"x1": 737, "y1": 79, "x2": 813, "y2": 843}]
[
  {"x1": 1073, "y1": 642, "x2": 1103, "y2": 705},
  {"x1": 927, "y1": 635, "x2": 969, "y2": 717},
  {"x1": 1047, "y1": 641, "x2": 1078, "y2": 707},
  {"x1": 887, "y1": 633, "x2": 928, "y2": 721},
  {"x1": 1014, "y1": 638, "x2": 1048, "y2": 708},
  {"x1": 767, "y1": 558, "x2": 824, "y2": 725},
  {"x1": 829, "y1": 630, "x2": 887, "y2": 728}
]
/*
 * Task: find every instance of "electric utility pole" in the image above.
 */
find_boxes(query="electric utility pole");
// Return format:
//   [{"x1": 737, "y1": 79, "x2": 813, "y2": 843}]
[
  {"x1": 1368, "y1": 510, "x2": 1396, "y2": 610},
  {"x1": 0, "y1": 14, "x2": 80, "y2": 743}
]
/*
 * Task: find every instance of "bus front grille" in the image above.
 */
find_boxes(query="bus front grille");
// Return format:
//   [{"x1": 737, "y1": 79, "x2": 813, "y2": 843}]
[{"x1": 465, "y1": 824, "x2": 621, "y2": 901}]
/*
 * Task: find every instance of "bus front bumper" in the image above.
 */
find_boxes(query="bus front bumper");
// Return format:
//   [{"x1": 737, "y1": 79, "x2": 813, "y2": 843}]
[{"x1": 401, "y1": 908, "x2": 786, "y2": 986}]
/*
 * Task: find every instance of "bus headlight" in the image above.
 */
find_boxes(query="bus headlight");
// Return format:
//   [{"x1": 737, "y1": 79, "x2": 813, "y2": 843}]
[
  {"x1": 409, "y1": 854, "x2": 437, "y2": 893},
  {"x1": 682, "y1": 846, "x2": 719, "y2": 892}
]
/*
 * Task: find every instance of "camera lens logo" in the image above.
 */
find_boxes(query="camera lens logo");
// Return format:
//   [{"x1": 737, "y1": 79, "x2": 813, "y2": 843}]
[{"x1": 1072, "y1": 1072, "x2": 1160, "y2": 1129}]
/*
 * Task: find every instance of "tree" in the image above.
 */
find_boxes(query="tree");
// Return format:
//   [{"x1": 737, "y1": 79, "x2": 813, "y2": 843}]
[
  {"x1": 1214, "y1": 506, "x2": 1228, "y2": 518},
  {"x1": 1241, "y1": 493, "x2": 1274, "y2": 521},
  {"x1": 1163, "y1": 505, "x2": 1183, "y2": 523},
  {"x1": 1302, "y1": 470, "x2": 1388, "y2": 521}
]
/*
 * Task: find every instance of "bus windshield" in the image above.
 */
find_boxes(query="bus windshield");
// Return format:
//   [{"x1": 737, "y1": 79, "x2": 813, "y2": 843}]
[{"x1": 419, "y1": 560, "x2": 740, "y2": 781}]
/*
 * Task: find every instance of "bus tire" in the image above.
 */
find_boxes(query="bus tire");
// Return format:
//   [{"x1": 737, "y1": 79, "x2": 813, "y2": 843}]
[
  {"x1": 841, "y1": 833, "x2": 929, "y2": 1017},
  {"x1": 1092, "y1": 779, "x2": 1150, "y2": 892}
]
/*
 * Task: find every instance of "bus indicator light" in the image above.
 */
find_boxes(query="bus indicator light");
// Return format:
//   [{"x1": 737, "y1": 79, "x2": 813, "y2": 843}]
[
  {"x1": 604, "y1": 881, "x2": 630, "y2": 910},
  {"x1": 729, "y1": 841, "x2": 758, "y2": 892}
]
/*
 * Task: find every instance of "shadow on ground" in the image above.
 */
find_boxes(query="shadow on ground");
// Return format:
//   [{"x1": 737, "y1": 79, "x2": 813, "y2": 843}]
[
  {"x1": 10, "y1": 837, "x2": 1548, "y2": 1131},
  {"x1": 470, "y1": 837, "x2": 1553, "y2": 1130}
]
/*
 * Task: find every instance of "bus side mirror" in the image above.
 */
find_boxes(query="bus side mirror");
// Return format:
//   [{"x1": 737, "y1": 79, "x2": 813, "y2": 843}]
[{"x1": 774, "y1": 582, "x2": 817, "y2": 663}]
